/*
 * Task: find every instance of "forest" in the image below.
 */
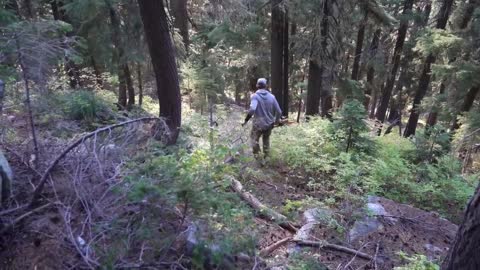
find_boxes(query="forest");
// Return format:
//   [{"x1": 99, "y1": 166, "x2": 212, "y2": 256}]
[{"x1": 0, "y1": 0, "x2": 479, "y2": 269}]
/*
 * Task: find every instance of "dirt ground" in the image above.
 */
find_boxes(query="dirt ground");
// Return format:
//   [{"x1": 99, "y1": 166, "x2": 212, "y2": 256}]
[
  {"x1": 243, "y1": 163, "x2": 458, "y2": 269},
  {"x1": 0, "y1": 107, "x2": 462, "y2": 269}
]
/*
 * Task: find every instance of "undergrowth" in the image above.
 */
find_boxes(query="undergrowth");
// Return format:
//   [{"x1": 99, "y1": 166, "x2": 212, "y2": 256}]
[
  {"x1": 271, "y1": 100, "x2": 477, "y2": 220},
  {"x1": 115, "y1": 118, "x2": 256, "y2": 267}
]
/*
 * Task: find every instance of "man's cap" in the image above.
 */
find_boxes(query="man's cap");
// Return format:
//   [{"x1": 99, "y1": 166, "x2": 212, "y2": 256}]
[{"x1": 257, "y1": 78, "x2": 267, "y2": 86}]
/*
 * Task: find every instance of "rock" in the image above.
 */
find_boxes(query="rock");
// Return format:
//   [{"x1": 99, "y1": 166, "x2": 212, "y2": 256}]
[
  {"x1": 424, "y1": 243, "x2": 443, "y2": 254},
  {"x1": 0, "y1": 149, "x2": 13, "y2": 204},
  {"x1": 424, "y1": 243, "x2": 444, "y2": 260},
  {"x1": 289, "y1": 208, "x2": 335, "y2": 254},
  {"x1": 348, "y1": 197, "x2": 397, "y2": 242},
  {"x1": 349, "y1": 217, "x2": 384, "y2": 242},
  {"x1": 7, "y1": 115, "x2": 15, "y2": 122}
]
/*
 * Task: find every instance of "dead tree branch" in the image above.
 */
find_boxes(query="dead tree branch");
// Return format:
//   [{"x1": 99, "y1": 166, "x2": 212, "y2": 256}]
[
  {"x1": 259, "y1": 237, "x2": 292, "y2": 257},
  {"x1": 0, "y1": 202, "x2": 52, "y2": 234},
  {"x1": 295, "y1": 240, "x2": 374, "y2": 260},
  {"x1": 30, "y1": 117, "x2": 163, "y2": 207},
  {"x1": 228, "y1": 176, "x2": 298, "y2": 233}
]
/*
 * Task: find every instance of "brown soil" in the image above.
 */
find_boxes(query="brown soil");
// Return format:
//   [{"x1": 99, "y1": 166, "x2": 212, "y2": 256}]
[{"x1": 243, "y1": 164, "x2": 458, "y2": 269}]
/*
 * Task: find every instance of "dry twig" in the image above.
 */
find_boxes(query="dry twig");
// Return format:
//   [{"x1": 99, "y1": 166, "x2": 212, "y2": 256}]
[
  {"x1": 295, "y1": 240, "x2": 374, "y2": 261},
  {"x1": 259, "y1": 237, "x2": 292, "y2": 257},
  {"x1": 30, "y1": 117, "x2": 163, "y2": 206},
  {"x1": 228, "y1": 176, "x2": 297, "y2": 232}
]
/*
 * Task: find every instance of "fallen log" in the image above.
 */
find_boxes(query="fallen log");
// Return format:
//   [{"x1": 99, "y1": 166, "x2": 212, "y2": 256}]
[
  {"x1": 259, "y1": 237, "x2": 292, "y2": 257},
  {"x1": 295, "y1": 240, "x2": 374, "y2": 261},
  {"x1": 228, "y1": 176, "x2": 297, "y2": 233}
]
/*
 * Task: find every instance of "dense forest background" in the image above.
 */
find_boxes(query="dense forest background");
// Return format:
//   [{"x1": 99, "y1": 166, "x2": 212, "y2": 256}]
[{"x1": 0, "y1": 0, "x2": 479, "y2": 269}]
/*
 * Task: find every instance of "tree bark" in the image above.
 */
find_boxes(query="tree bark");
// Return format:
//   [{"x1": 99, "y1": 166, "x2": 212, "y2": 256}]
[
  {"x1": 305, "y1": 60, "x2": 321, "y2": 116},
  {"x1": 137, "y1": 63, "x2": 143, "y2": 107},
  {"x1": 428, "y1": 0, "x2": 474, "y2": 130},
  {"x1": 425, "y1": 83, "x2": 445, "y2": 128},
  {"x1": 6, "y1": 0, "x2": 20, "y2": 17},
  {"x1": 124, "y1": 64, "x2": 135, "y2": 109},
  {"x1": 138, "y1": 0, "x2": 182, "y2": 145},
  {"x1": 319, "y1": 0, "x2": 333, "y2": 118},
  {"x1": 271, "y1": 0, "x2": 285, "y2": 113},
  {"x1": 451, "y1": 86, "x2": 480, "y2": 131},
  {"x1": 442, "y1": 184, "x2": 480, "y2": 270},
  {"x1": 170, "y1": 0, "x2": 189, "y2": 52},
  {"x1": 105, "y1": 0, "x2": 127, "y2": 108},
  {"x1": 118, "y1": 68, "x2": 128, "y2": 108},
  {"x1": 458, "y1": 0, "x2": 477, "y2": 29},
  {"x1": 369, "y1": 86, "x2": 378, "y2": 119},
  {"x1": 90, "y1": 56, "x2": 103, "y2": 87},
  {"x1": 364, "y1": 28, "x2": 381, "y2": 110},
  {"x1": 282, "y1": 9, "x2": 289, "y2": 117},
  {"x1": 351, "y1": 12, "x2": 368, "y2": 81},
  {"x1": 404, "y1": 0, "x2": 454, "y2": 137},
  {"x1": 23, "y1": 0, "x2": 34, "y2": 19},
  {"x1": 375, "y1": 0, "x2": 414, "y2": 128},
  {"x1": 51, "y1": 0, "x2": 82, "y2": 89}
]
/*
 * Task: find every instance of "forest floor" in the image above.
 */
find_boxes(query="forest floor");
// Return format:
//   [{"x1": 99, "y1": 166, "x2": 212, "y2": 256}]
[
  {"x1": 0, "y1": 104, "x2": 461, "y2": 269},
  {"x1": 219, "y1": 105, "x2": 459, "y2": 269},
  {"x1": 242, "y1": 166, "x2": 458, "y2": 269}
]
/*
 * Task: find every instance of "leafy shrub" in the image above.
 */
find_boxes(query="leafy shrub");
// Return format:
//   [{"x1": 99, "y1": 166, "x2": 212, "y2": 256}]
[
  {"x1": 61, "y1": 90, "x2": 110, "y2": 121},
  {"x1": 394, "y1": 253, "x2": 439, "y2": 270},
  {"x1": 271, "y1": 118, "x2": 474, "y2": 219},
  {"x1": 124, "y1": 138, "x2": 255, "y2": 262},
  {"x1": 329, "y1": 99, "x2": 375, "y2": 154},
  {"x1": 287, "y1": 252, "x2": 328, "y2": 270},
  {"x1": 413, "y1": 124, "x2": 451, "y2": 163},
  {"x1": 271, "y1": 117, "x2": 335, "y2": 174}
]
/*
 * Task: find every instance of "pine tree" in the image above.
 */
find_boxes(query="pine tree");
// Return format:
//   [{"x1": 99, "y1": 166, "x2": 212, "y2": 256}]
[
  {"x1": 375, "y1": 0, "x2": 414, "y2": 131},
  {"x1": 442, "y1": 183, "x2": 480, "y2": 270},
  {"x1": 404, "y1": 0, "x2": 454, "y2": 137},
  {"x1": 138, "y1": 0, "x2": 181, "y2": 144}
]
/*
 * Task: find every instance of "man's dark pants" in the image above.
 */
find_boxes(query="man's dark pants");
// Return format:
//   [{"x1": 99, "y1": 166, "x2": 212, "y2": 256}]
[{"x1": 251, "y1": 124, "x2": 273, "y2": 159}]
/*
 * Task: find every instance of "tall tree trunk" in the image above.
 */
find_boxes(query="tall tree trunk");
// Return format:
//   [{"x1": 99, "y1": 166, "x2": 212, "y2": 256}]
[
  {"x1": 24, "y1": 0, "x2": 34, "y2": 19},
  {"x1": 458, "y1": 0, "x2": 477, "y2": 30},
  {"x1": 305, "y1": 60, "x2": 321, "y2": 116},
  {"x1": 388, "y1": 63, "x2": 408, "y2": 122},
  {"x1": 427, "y1": 0, "x2": 475, "y2": 129},
  {"x1": 124, "y1": 64, "x2": 135, "y2": 109},
  {"x1": 105, "y1": 0, "x2": 127, "y2": 108},
  {"x1": 369, "y1": 87, "x2": 378, "y2": 119},
  {"x1": 448, "y1": 0, "x2": 478, "y2": 132},
  {"x1": 16, "y1": 37, "x2": 39, "y2": 161},
  {"x1": 351, "y1": 12, "x2": 368, "y2": 81},
  {"x1": 343, "y1": 53, "x2": 350, "y2": 75},
  {"x1": 51, "y1": 0, "x2": 82, "y2": 89},
  {"x1": 319, "y1": 0, "x2": 333, "y2": 118},
  {"x1": 282, "y1": 9, "x2": 289, "y2": 117},
  {"x1": 170, "y1": 0, "x2": 189, "y2": 53},
  {"x1": 404, "y1": 0, "x2": 454, "y2": 137},
  {"x1": 5, "y1": 0, "x2": 20, "y2": 17},
  {"x1": 425, "y1": 83, "x2": 445, "y2": 128},
  {"x1": 375, "y1": 0, "x2": 414, "y2": 129},
  {"x1": 442, "y1": 183, "x2": 480, "y2": 270},
  {"x1": 271, "y1": 0, "x2": 285, "y2": 113},
  {"x1": 364, "y1": 28, "x2": 381, "y2": 110},
  {"x1": 137, "y1": 63, "x2": 143, "y2": 107},
  {"x1": 451, "y1": 86, "x2": 480, "y2": 131},
  {"x1": 118, "y1": 69, "x2": 128, "y2": 108},
  {"x1": 138, "y1": 0, "x2": 182, "y2": 145},
  {"x1": 289, "y1": 22, "x2": 297, "y2": 78},
  {"x1": 90, "y1": 56, "x2": 103, "y2": 87}
]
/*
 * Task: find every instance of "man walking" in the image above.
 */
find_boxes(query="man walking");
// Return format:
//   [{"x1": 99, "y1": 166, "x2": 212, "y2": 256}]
[{"x1": 242, "y1": 78, "x2": 282, "y2": 160}]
